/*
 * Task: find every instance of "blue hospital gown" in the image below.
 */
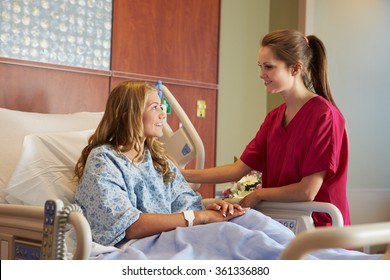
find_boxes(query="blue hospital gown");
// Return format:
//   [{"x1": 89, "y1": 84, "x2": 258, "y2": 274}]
[{"x1": 75, "y1": 144, "x2": 204, "y2": 246}]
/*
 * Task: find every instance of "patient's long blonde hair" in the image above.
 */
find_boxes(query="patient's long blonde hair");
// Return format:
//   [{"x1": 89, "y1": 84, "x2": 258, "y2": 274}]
[{"x1": 74, "y1": 80, "x2": 175, "y2": 183}]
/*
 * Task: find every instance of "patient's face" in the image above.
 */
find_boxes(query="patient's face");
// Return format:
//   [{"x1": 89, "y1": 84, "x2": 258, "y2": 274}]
[{"x1": 142, "y1": 90, "x2": 166, "y2": 138}]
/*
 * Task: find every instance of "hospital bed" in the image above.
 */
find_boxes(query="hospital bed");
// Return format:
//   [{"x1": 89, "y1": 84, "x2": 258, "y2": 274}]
[{"x1": 0, "y1": 83, "x2": 389, "y2": 260}]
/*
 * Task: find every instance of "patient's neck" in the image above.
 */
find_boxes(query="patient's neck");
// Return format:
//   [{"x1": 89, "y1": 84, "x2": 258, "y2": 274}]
[{"x1": 123, "y1": 148, "x2": 145, "y2": 164}]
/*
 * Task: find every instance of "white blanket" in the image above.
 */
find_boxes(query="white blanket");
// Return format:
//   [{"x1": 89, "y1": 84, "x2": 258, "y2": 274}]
[{"x1": 88, "y1": 210, "x2": 380, "y2": 260}]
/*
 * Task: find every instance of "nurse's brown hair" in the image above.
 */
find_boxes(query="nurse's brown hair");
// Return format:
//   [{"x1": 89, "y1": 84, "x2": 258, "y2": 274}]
[{"x1": 262, "y1": 29, "x2": 336, "y2": 106}]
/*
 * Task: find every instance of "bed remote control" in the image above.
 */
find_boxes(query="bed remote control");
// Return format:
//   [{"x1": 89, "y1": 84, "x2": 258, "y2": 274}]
[{"x1": 40, "y1": 199, "x2": 64, "y2": 260}]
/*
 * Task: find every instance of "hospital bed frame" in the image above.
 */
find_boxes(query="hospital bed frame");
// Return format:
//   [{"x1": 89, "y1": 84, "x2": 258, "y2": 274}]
[
  {"x1": 0, "y1": 84, "x2": 389, "y2": 260},
  {"x1": 1, "y1": 198, "x2": 390, "y2": 260}
]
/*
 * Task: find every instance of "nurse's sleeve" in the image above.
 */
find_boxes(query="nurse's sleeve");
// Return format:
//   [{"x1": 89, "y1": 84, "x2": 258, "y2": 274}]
[
  {"x1": 75, "y1": 151, "x2": 141, "y2": 246},
  {"x1": 302, "y1": 112, "x2": 345, "y2": 178},
  {"x1": 240, "y1": 116, "x2": 270, "y2": 171}
]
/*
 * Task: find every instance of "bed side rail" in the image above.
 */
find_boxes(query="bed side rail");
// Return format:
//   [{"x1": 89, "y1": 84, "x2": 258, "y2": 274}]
[
  {"x1": 0, "y1": 203, "x2": 91, "y2": 260},
  {"x1": 280, "y1": 221, "x2": 390, "y2": 260},
  {"x1": 255, "y1": 201, "x2": 344, "y2": 227},
  {"x1": 159, "y1": 84, "x2": 205, "y2": 190},
  {"x1": 0, "y1": 204, "x2": 43, "y2": 259},
  {"x1": 202, "y1": 199, "x2": 344, "y2": 234},
  {"x1": 66, "y1": 211, "x2": 91, "y2": 260}
]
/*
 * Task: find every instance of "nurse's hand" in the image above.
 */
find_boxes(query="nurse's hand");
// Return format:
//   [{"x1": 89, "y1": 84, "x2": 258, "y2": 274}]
[{"x1": 239, "y1": 190, "x2": 262, "y2": 209}]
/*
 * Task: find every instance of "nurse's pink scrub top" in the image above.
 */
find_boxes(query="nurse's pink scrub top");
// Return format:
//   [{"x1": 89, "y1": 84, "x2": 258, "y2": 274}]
[{"x1": 241, "y1": 96, "x2": 350, "y2": 227}]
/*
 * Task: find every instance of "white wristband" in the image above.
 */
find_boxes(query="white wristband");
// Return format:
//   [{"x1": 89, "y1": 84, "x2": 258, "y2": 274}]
[{"x1": 183, "y1": 210, "x2": 195, "y2": 227}]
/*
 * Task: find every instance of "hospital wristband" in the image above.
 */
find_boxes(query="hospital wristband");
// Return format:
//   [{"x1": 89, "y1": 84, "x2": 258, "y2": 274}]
[{"x1": 183, "y1": 210, "x2": 195, "y2": 227}]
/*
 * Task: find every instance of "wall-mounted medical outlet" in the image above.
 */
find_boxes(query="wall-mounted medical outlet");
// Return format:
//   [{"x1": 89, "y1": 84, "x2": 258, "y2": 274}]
[{"x1": 196, "y1": 100, "x2": 206, "y2": 118}]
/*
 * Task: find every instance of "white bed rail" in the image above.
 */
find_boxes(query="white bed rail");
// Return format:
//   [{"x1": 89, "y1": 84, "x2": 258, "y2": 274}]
[
  {"x1": 159, "y1": 84, "x2": 205, "y2": 190},
  {"x1": 203, "y1": 199, "x2": 344, "y2": 233},
  {"x1": 0, "y1": 203, "x2": 91, "y2": 260},
  {"x1": 256, "y1": 201, "x2": 344, "y2": 227},
  {"x1": 280, "y1": 221, "x2": 390, "y2": 260},
  {"x1": 66, "y1": 211, "x2": 92, "y2": 260}
]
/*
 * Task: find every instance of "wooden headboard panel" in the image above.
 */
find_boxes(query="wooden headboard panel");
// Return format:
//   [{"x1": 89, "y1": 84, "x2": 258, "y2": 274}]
[
  {"x1": 0, "y1": 57, "x2": 215, "y2": 198},
  {"x1": 0, "y1": 57, "x2": 109, "y2": 113}
]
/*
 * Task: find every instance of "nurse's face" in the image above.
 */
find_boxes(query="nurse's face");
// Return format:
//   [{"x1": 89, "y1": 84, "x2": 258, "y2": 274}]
[
  {"x1": 142, "y1": 90, "x2": 166, "y2": 138},
  {"x1": 258, "y1": 46, "x2": 294, "y2": 94}
]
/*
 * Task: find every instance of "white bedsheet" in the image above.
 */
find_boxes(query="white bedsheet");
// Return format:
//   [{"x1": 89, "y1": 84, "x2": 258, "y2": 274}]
[{"x1": 88, "y1": 210, "x2": 380, "y2": 260}]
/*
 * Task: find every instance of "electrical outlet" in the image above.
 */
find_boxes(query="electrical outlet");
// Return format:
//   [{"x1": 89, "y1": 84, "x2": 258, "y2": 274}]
[{"x1": 197, "y1": 100, "x2": 206, "y2": 118}]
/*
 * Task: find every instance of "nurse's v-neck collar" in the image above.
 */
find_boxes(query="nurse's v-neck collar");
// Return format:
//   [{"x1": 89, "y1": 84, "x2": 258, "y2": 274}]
[{"x1": 280, "y1": 96, "x2": 320, "y2": 130}]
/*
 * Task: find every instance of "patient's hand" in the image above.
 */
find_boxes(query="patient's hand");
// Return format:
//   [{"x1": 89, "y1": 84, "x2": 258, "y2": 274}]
[
  {"x1": 204, "y1": 199, "x2": 248, "y2": 221},
  {"x1": 198, "y1": 208, "x2": 246, "y2": 224}
]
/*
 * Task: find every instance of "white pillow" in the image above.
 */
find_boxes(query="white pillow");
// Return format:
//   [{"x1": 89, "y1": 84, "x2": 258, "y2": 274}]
[
  {"x1": 4, "y1": 129, "x2": 95, "y2": 206},
  {"x1": 0, "y1": 108, "x2": 103, "y2": 203}
]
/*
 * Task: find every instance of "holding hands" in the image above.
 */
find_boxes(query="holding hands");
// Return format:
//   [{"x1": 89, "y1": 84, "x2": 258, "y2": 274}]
[{"x1": 197, "y1": 200, "x2": 249, "y2": 224}]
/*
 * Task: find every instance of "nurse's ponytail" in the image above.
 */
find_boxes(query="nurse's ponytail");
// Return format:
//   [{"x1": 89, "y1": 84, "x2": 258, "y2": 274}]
[{"x1": 306, "y1": 35, "x2": 336, "y2": 106}]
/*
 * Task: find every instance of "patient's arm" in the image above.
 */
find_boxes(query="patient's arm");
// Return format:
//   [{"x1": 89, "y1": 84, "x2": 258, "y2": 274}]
[{"x1": 125, "y1": 201, "x2": 247, "y2": 240}]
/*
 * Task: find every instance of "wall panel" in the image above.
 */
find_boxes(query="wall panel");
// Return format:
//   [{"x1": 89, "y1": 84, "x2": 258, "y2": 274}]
[
  {"x1": 0, "y1": 58, "x2": 109, "y2": 113},
  {"x1": 111, "y1": 0, "x2": 220, "y2": 198},
  {"x1": 111, "y1": 0, "x2": 220, "y2": 84}
]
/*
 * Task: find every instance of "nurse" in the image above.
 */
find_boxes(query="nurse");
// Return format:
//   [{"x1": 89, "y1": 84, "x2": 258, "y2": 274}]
[{"x1": 182, "y1": 29, "x2": 351, "y2": 227}]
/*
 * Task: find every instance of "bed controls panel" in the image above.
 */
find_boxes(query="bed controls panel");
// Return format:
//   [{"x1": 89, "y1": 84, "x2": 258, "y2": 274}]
[
  {"x1": 0, "y1": 234, "x2": 41, "y2": 260},
  {"x1": 41, "y1": 199, "x2": 63, "y2": 260},
  {"x1": 260, "y1": 208, "x2": 315, "y2": 234},
  {"x1": 15, "y1": 240, "x2": 41, "y2": 260},
  {"x1": 274, "y1": 218, "x2": 298, "y2": 233}
]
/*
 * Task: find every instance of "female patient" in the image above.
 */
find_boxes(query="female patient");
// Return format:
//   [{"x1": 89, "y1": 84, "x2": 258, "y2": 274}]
[
  {"x1": 182, "y1": 29, "x2": 351, "y2": 227},
  {"x1": 74, "y1": 80, "x2": 294, "y2": 256}
]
